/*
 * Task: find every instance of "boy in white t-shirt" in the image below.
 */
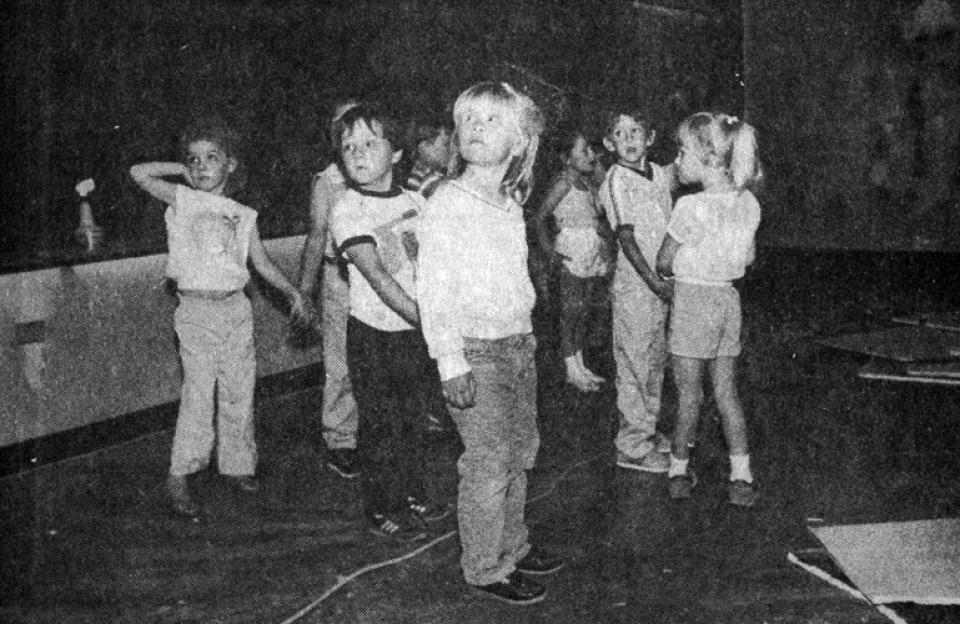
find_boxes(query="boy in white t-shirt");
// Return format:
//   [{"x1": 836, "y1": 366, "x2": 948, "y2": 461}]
[{"x1": 329, "y1": 103, "x2": 448, "y2": 542}]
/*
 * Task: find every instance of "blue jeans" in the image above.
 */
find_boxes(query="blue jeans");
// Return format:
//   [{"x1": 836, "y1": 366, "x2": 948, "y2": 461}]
[{"x1": 450, "y1": 333, "x2": 540, "y2": 585}]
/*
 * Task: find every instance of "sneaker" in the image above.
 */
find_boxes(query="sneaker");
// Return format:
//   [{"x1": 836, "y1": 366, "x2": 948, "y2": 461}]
[
  {"x1": 668, "y1": 470, "x2": 698, "y2": 500},
  {"x1": 166, "y1": 475, "x2": 200, "y2": 518},
  {"x1": 728, "y1": 480, "x2": 759, "y2": 507},
  {"x1": 515, "y1": 547, "x2": 565, "y2": 575},
  {"x1": 471, "y1": 571, "x2": 546, "y2": 605},
  {"x1": 407, "y1": 496, "x2": 451, "y2": 523},
  {"x1": 368, "y1": 512, "x2": 428, "y2": 543},
  {"x1": 616, "y1": 451, "x2": 669, "y2": 473},
  {"x1": 224, "y1": 475, "x2": 260, "y2": 493},
  {"x1": 326, "y1": 449, "x2": 360, "y2": 479}
]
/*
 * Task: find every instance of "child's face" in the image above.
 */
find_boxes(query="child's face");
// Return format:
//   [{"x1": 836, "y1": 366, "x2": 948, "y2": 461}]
[
  {"x1": 456, "y1": 99, "x2": 518, "y2": 167},
  {"x1": 340, "y1": 119, "x2": 401, "y2": 191},
  {"x1": 417, "y1": 128, "x2": 451, "y2": 170},
  {"x1": 603, "y1": 115, "x2": 654, "y2": 166},
  {"x1": 567, "y1": 135, "x2": 596, "y2": 175},
  {"x1": 186, "y1": 140, "x2": 236, "y2": 195},
  {"x1": 674, "y1": 136, "x2": 704, "y2": 185}
]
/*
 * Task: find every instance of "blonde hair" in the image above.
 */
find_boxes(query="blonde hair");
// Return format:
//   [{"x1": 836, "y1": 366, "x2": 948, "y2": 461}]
[
  {"x1": 676, "y1": 112, "x2": 763, "y2": 192},
  {"x1": 449, "y1": 81, "x2": 545, "y2": 204}
]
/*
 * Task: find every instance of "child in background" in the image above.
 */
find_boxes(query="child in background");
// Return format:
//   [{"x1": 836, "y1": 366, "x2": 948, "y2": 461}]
[
  {"x1": 404, "y1": 114, "x2": 452, "y2": 199},
  {"x1": 403, "y1": 114, "x2": 455, "y2": 434},
  {"x1": 599, "y1": 109, "x2": 677, "y2": 474},
  {"x1": 656, "y1": 112, "x2": 763, "y2": 507},
  {"x1": 418, "y1": 81, "x2": 561, "y2": 606},
  {"x1": 130, "y1": 116, "x2": 312, "y2": 517},
  {"x1": 329, "y1": 103, "x2": 448, "y2": 542},
  {"x1": 533, "y1": 125, "x2": 609, "y2": 392},
  {"x1": 298, "y1": 99, "x2": 362, "y2": 480}
]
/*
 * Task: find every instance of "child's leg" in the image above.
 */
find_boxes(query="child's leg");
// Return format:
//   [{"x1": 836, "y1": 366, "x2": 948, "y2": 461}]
[
  {"x1": 558, "y1": 267, "x2": 596, "y2": 390},
  {"x1": 320, "y1": 262, "x2": 358, "y2": 451},
  {"x1": 170, "y1": 298, "x2": 218, "y2": 477},
  {"x1": 215, "y1": 294, "x2": 257, "y2": 477},
  {"x1": 501, "y1": 335, "x2": 539, "y2": 569},
  {"x1": 670, "y1": 355, "x2": 705, "y2": 463},
  {"x1": 612, "y1": 287, "x2": 668, "y2": 460},
  {"x1": 451, "y1": 336, "x2": 539, "y2": 586},
  {"x1": 346, "y1": 319, "x2": 408, "y2": 519},
  {"x1": 709, "y1": 356, "x2": 752, "y2": 482}
]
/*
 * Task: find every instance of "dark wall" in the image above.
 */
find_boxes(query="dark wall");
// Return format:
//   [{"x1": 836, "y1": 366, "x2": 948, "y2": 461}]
[
  {"x1": 746, "y1": 0, "x2": 960, "y2": 251},
  {"x1": 2, "y1": 0, "x2": 742, "y2": 263}
]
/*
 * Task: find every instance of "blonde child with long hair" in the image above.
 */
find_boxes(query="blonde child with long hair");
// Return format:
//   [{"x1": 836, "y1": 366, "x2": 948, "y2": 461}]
[
  {"x1": 130, "y1": 116, "x2": 312, "y2": 517},
  {"x1": 417, "y1": 81, "x2": 561, "y2": 605},
  {"x1": 656, "y1": 112, "x2": 763, "y2": 507}
]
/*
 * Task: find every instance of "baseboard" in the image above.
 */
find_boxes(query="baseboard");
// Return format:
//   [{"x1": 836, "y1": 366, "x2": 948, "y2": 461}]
[{"x1": 0, "y1": 363, "x2": 322, "y2": 478}]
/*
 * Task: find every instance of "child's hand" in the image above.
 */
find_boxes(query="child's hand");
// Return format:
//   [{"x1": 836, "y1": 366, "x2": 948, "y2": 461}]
[
  {"x1": 442, "y1": 371, "x2": 477, "y2": 409},
  {"x1": 288, "y1": 291, "x2": 317, "y2": 329}
]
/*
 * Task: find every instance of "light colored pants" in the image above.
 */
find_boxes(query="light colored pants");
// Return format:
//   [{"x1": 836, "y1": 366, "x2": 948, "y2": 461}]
[
  {"x1": 320, "y1": 261, "x2": 358, "y2": 450},
  {"x1": 612, "y1": 284, "x2": 668, "y2": 460},
  {"x1": 170, "y1": 292, "x2": 257, "y2": 476},
  {"x1": 450, "y1": 334, "x2": 539, "y2": 586}
]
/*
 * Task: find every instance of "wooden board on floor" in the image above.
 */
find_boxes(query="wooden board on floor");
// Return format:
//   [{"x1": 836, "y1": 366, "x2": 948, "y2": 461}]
[
  {"x1": 818, "y1": 326, "x2": 960, "y2": 362},
  {"x1": 891, "y1": 311, "x2": 960, "y2": 332},
  {"x1": 810, "y1": 519, "x2": 960, "y2": 606},
  {"x1": 859, "y1": 359, "x2": 960, "y2": 387},
  {"x1": 905, "y1": 360, "x2": 960, "y2": 380}
]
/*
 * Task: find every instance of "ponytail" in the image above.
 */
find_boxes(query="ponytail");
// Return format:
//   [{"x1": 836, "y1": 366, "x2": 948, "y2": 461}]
[{"x1": 727, "y1": 119, "x2": 763, "y2": 192}]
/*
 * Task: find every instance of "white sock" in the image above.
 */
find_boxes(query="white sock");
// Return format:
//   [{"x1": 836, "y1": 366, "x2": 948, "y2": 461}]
[
  {"x1": 668, "y1": 455, "x2": 689, "y2": 478},
  {"x1": 729, "y1": 454, "x2": 753, "y2": 483}
]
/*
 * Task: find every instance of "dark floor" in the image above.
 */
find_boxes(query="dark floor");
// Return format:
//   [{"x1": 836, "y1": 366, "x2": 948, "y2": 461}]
[{"x1": 2, "y1": 249, "x2": 960, "y2": 623}]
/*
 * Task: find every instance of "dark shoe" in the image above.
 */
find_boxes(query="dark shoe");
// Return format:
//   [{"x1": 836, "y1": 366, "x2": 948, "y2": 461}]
[
  {"x1": 515, "y1": 547, "x2": 565, "y2": 575},
  {"x1": 407, "y1": 495, "x2": 451, "y2": 523},
  {"x1": 326, "y1": 449, "x2": 359, "y2": 479},
  {"x1": 668, "y1": 470, "x2": 698, "y2": 501},
  {"x1": 225, "y1": 475, "x2": 260, "y2": 493},
  {"x1": 167, "y1": 475, "x2": 200, "y2": 518},
  {"x1": 368, "y1": 512, "x2": 428, "y2": 543},
  {"x1": 471, "y1": 571, "x2": 546, "y2": 605},
  {"x1": 728, "y1": 480, "x2": 758, "y2": 507}
]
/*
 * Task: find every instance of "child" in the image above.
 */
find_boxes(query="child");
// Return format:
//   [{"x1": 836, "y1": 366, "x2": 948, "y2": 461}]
[
  {"x1": 403, "y1": 114, "x2": 452, "y2": 199},
  {"x1": 598, "y1": 109, "x2": 676, "y2": 473},
  {"x1": 328, "y1": 103, "x2": 448, "y2": 542},
  {"x1": 129, "y1": 116, "x2": 312, "y2": 517},
  {"x1": 298, "y1": 99, "x2": 362, "y2": 480},
  {"x1": 656, "y1": 112, "x2": 763, "y2": 507},
  {"x1": 417, "y1": 81, "x2": 561, "y2": 606},
  {"x1": 533, "y1": 125, "x2": 609, "y2": 392}
]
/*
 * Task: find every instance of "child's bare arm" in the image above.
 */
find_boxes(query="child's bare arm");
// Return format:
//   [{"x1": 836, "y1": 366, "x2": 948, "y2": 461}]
[
  {"x1": 298, "y1": 174, "x2": 336, "y2": 297},
  {"x1": 129, "y1": 162, "x2": 190, "y2": 206},
  {"x1": 617, "y1": 227, "x2": 673, "y2": 301},
  {"x1": 248, "y1": 223, "x2": 315, "y2": 323},
  {"x1": 343, "y1": 243, "x2": 420, "y2": 327},
  {"x1": 662, "y1": 163, "x2": 680, "y2": 193},
  {"x1": 656, "y1": 233, "x2": 681, "y2": 278},
  {"x1": 532, "y1": 177, "x2": 571, "y2": 258}
]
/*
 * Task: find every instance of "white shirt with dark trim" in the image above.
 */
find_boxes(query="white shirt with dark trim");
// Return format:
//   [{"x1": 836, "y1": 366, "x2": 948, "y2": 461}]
[
  {"x1": 329, "y1": 186, "x2": 425, "y2": 332},
  {"x1": 599, "y1": 162, "x2": 673, "y2": 289},
  {"x1": 416, "y1": 180, "x2": 535, "y2": 381}
]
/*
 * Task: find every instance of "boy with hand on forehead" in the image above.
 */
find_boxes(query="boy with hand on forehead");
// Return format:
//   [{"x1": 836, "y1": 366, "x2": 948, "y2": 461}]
[
  {"x1": 598, "y1": 109, "x2": 678, "y2": 474},
  {"x1": 329, "y1": 103, "x2": 448, "y2": 542}
]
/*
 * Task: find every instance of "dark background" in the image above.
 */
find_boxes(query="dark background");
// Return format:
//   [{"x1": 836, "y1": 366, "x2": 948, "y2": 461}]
[{"x1": 2, "y1": 0, "x2": 958, "y2": 264}]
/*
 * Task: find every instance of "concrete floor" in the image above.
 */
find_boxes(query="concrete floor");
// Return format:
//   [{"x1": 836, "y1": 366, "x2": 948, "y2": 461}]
[{"x1": 2, "y1": 250, "x2": 960, "y2": 623}]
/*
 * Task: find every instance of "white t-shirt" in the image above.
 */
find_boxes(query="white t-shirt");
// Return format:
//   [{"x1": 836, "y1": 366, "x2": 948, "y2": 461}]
[
  {"x1": 164, "y1": 184, "x2": 256, "y2": 291},
  {"x1": 329, "y1": 186, "x2": 425, "y2": 332},
  {"x1": 668, "y1": 189, "x2": 761, "y2": 284}
]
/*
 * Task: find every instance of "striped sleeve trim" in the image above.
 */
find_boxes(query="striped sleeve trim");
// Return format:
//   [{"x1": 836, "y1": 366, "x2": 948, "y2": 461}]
[{"x1": 339, "y1": 234, "x2": 376, "y2": 251}]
